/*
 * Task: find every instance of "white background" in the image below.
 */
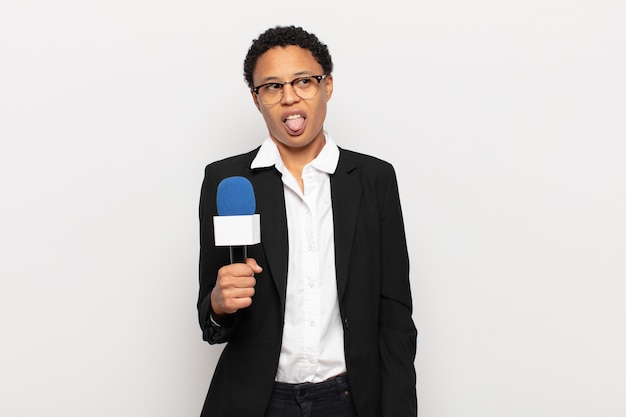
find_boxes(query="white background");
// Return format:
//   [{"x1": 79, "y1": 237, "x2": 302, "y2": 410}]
[{"x1": 1, "y1": 1, "x2": 625, "y2": 416}]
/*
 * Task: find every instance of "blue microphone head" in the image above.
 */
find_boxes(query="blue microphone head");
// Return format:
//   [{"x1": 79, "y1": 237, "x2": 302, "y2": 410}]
[{"x1": 216, "y1": 176, "x2": 256, "y2": 216}]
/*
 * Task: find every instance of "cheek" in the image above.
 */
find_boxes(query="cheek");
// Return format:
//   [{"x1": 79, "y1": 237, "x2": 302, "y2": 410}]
[
  {"x1": 312, "y1": 102, "x2": 327, "y2": 123},
  {"x1": 259, "y1": 108, "x2": 276, "y2": 123},
  {"x1": 260, "y1": 109, "x2": 283, "y2": 133}
]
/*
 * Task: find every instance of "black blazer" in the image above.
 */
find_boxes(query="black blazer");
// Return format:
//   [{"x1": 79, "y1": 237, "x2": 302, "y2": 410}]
[{"x1": 198, "y1": 147, "x2": 417, "y2": 417}]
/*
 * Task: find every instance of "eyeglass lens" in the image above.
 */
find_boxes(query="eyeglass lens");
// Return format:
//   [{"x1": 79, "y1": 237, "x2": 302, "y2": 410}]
[{"x1": 258, "y1": 76, "x2": 322, "y2": 104}]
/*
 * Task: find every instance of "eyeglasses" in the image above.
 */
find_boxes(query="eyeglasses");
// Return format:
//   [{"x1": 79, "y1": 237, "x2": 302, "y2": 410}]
[{"x1": 252, "y1": 74, "x2": 327, "y2": 105}]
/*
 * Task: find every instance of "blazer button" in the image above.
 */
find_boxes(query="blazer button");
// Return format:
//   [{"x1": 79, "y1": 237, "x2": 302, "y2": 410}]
[{"x1": 343, "y1": 319, "x2": 349, "y2": 329}]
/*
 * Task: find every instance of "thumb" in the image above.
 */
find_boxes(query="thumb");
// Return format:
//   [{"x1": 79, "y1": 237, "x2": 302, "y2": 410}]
[{"x1": 245, "y1": 257, "x2": 263, "y2": 274}]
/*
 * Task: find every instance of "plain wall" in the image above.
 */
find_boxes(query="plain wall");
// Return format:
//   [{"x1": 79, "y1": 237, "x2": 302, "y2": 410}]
[{"x1": 1, "y1": 1, "x2": 624, "y2": 416}]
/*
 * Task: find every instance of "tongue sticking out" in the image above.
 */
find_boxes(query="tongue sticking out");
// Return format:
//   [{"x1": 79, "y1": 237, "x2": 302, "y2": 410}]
[{"x1": 284, "y1": 116, "x2": 305, "y2": 133}]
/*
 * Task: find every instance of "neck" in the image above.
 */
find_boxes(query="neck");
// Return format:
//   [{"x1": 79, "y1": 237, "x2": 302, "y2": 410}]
[{"x1": 275, "y1": 134, "x2": 326, "y2": 183}]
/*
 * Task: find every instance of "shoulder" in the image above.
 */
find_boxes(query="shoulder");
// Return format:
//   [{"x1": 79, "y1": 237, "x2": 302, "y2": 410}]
[
  {"x1": 203, "y1": 148, "x2": 260, "y2": 178},
  {"x1": 337, "y1": 148, "x2": 397, "y2": 177},
  {"x1": 200, "y1": 148, "x2": 261, "y2": 205},
  {"x1": 205, "y1": 147, "x2": 259, "y2": 171}
]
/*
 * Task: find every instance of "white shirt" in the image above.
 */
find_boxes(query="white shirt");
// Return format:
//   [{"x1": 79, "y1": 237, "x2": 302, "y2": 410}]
[{"x1": 251, "y1": 133, "x2": 347, "y2": 383}]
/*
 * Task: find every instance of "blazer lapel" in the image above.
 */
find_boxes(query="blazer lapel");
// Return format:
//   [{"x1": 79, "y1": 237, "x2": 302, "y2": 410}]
[
  {"x1": 252, "y1": 167, "x2": 289, "y2": 311},
  {"x1": 331, "y1": 152, "x2": 361, "y2": 301},
  {"x1": 250, "y1": 149, "x2": 360, "y2": 309}
]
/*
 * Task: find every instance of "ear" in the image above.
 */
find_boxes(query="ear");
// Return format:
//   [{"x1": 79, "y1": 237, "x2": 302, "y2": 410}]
[
  {"x1": 324, "y1": 74, "x2": 334, "y2": 101},
  {"x1": 251, "y1": 89, "x2": 261, "y2": 111}
]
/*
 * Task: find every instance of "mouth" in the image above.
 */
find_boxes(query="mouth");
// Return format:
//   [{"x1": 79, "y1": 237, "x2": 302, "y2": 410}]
[{"x1": 283, "y1": 113, "x2": 306, "y2": 135}]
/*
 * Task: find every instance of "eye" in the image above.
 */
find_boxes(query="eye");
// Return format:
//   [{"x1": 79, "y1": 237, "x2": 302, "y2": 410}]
[
  {"x1": 264, "y1": 83, "x2": 283, "y2": 91},
  {"x1": 295, "y1": 77, "x2": 313, "y2": 88}
]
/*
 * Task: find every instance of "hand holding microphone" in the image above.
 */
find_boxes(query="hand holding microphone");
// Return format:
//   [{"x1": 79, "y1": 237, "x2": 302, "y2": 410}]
[
  {"x1": 211, "y1": 259, "x2": 262, "y2": 316},
  {"x1": 211, "y1": 176, "x2": 262, "y2": 318}
]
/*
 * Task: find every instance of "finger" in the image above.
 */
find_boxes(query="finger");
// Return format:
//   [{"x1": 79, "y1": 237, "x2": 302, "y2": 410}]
[
  {"x1": 223, "y1": 286, "x2": 256, "y2": 299},
  {"x1": 229, "y1": 276, "x2": 256, "y2": 289},
  {"x1": 218, "y1": 263, "x2": 256, "y2": 279},
  {"x1": 219, "y1": 275, "x2": 256, "y2": 288},
  {"x1": 224, "y1": 297, "x2": 253, "y2": 312}
]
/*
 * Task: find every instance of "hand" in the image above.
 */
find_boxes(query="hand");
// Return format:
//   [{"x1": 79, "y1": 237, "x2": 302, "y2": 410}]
[{"x1": 210, "y1": 258, "x2": 263, "y2": 318}]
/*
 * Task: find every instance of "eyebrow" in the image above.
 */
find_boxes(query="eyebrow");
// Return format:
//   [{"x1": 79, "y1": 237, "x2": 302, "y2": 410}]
[{"x1": 256, "y1": 71, "x2": 316, "y2": 84}]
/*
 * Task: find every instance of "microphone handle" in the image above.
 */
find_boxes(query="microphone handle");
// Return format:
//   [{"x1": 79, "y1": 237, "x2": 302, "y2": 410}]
[{"x1": 229, "y1": 246, "x2": 247, "y2": 264}]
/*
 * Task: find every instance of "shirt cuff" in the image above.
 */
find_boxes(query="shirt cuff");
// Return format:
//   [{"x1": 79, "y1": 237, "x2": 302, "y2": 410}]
[{"x1": 209, "y1": 313, "x2": 222, "y2": 328}]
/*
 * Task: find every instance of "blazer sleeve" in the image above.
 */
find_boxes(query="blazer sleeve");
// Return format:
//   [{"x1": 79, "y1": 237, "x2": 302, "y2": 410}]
[
  {"x1": 197, "y1": 164, "x2": 241, "y2": 344},
  {"x1": 377, "y1": 166, "x2": 418, "y2": 416}
]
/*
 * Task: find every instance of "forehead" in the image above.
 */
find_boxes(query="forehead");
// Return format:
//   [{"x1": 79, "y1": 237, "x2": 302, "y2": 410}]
[{"x1": 253, "y1": 45, "x2": 323, "y2": 82}]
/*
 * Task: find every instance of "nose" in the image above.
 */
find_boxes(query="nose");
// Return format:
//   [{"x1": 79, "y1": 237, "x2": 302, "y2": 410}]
[{"x1": 280, "y1": 83, "x2": 301, "y2": 105}]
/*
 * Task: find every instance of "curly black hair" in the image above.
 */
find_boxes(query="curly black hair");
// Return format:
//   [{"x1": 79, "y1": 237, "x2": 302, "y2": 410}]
[{"x1": 243, "y1": 26, "x2": 333, "y2": 89}]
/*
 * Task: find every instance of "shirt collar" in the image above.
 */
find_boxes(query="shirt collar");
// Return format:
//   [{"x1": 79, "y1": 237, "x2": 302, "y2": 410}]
[{"x1": 250, "y1": 131, "x2": 339, "y2": 174}]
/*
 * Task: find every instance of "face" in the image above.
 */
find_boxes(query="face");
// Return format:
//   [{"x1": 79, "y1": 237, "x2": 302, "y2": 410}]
[{"x1": 251, "y1": 45, "x2": 333, "y2": 157}]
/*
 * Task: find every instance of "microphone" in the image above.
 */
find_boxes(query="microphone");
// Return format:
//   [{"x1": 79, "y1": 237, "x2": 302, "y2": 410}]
[{"x1": 214, "y1": 176, "x2": 261, "y2": 264}]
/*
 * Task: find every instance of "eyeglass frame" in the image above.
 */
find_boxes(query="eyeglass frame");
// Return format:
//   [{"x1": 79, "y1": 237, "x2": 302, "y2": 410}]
[{"x1": 251, "y1": 74, "x2": 328, "y2": 104}]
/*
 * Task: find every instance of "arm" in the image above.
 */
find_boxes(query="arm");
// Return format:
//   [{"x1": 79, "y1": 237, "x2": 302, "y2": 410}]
[
  {"x1": 378, "y1": 167, "x2": 418, "y2": 416},
  {"x1": 197, "y1": 165, "x2": 260, "y2": 344}
]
